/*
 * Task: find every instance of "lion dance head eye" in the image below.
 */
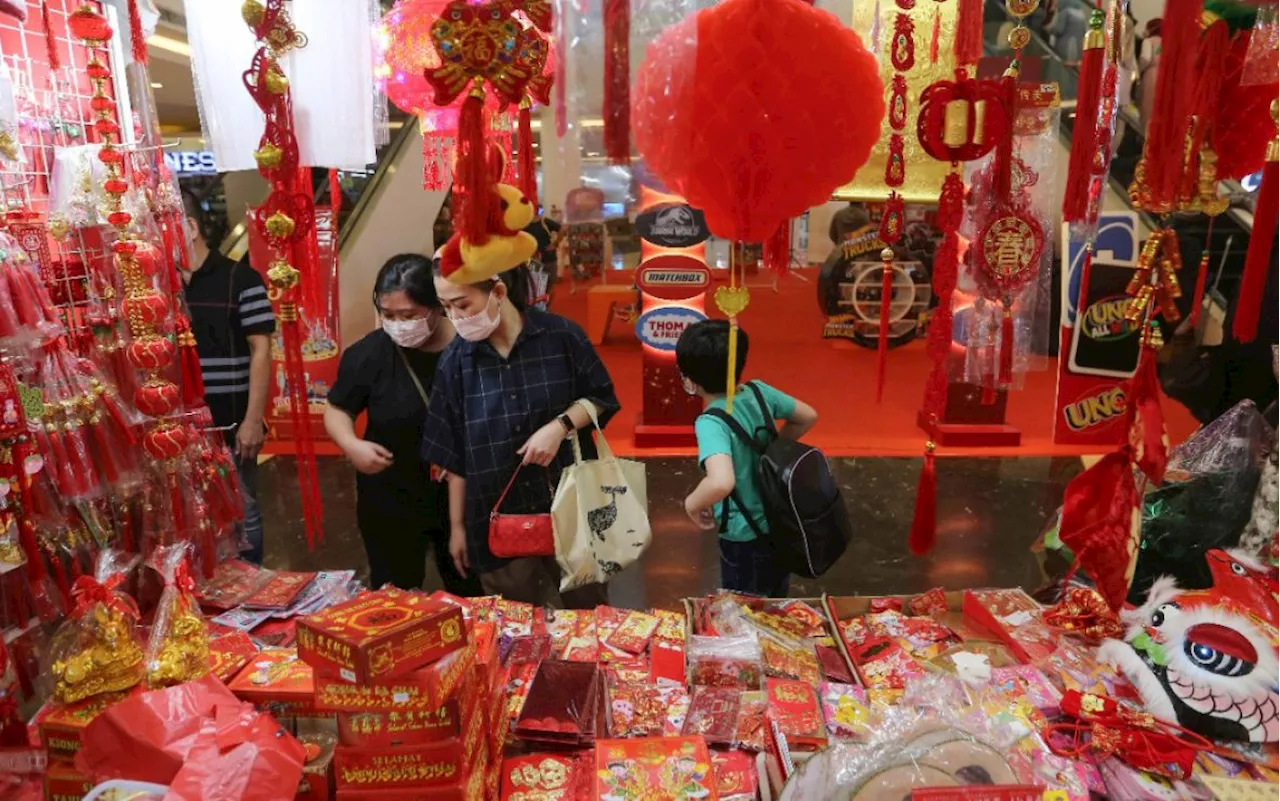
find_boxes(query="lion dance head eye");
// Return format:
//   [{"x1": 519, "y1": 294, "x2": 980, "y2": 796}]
[
  {"x1": 1183, "y1": 622, "x2": 1257, "y2": 678},
  {"x1": 1150, "y1": 602, "x2": 1178, "y2": 628}
]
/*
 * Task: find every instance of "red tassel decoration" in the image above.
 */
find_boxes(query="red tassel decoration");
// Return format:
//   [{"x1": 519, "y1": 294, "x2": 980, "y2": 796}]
[
  {"x1": 603, "y1": 0, "x2": 631, "y2": 165},
  {"x1": 954, "y1": 0, "x2": 984, "y2": 66},
  {"x1": 517, "y1": 100, "x2": 538, "y2": 203},
  {"x1": 929, "y1": 8, "x2": 941, "y2": 64},
  {"x1": 454, "y1": 90, "x2": 492, "y2": 246},
  {"x1": 1234, "y1": 160, "x2": 1276, "y2": 343},
  {"x1": 1063, "y1": 10, "x2": 1105, "y2": 223},
  {"x1": 41, "y1": 1, "x2": 59, "y2": 72},
  {"x1": 908, "y1": 442, "x2": 937, "y2": 555},
  {"x1": 1142, "y1": 0, "x2": 1202, "y2": 208},
  {"x1": 127, "y1": 0, "x2": 147, "y2": 65},
  {"x1": 168, "y1": 473, "x2": 186, "y2": 537},
  {"x1": 998, "y1": 306, "x2": 1015, "y2": 386},
  {"x1": 763, "y1": 220, "x2": 791, "y2": 275},
  {"x1": 876, "y1": 250, "x2": 894, "y2": 404},
  {"x1": 1129, "y1": 344, "x2": 1169, "y2": 484},
  {"x1": 88, "y1": 423, "x2": 121, "y2": 486}
]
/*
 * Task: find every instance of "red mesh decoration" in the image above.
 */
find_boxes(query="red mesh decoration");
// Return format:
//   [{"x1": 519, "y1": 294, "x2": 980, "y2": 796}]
[{"x1": 632, "y1": 0, "x2": 883, "y2": 241}]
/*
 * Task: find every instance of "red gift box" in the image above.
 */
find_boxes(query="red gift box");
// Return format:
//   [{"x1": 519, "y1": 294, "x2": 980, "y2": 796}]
[
  {"x1": 209, "y1": 632, "x2": 258, "y2": 683},
  {"x1": 336, "y1": 675, "x2": 480, "y2": 747},
  {"x1": 34, "y1": 689, "x2": 139, "y2": 761},
  {"x1": 335, "y1": 749, "x2": 487, "y2": 800},
  {"x1": 297, "y1": 589, "x2": 465, "y2": 683},
  {"x1": 44, "y1": 759, "x2": 94, "y2": 801},
  {"x1": 227, "y1": 648, "x2": 316, "y2": 715},
  {"x1": 333, "y1": 694, "x2": 486, "y2": 791},
  {"x1": 315, "y1": 641, "x2": 475, "y2": 713}
]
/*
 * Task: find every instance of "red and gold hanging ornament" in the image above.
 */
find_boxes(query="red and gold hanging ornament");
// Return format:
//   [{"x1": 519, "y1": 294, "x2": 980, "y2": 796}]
[
  {"x1": 376, "y1": 0, "x2": 518, "y2": 191},
  {"x1": 871, "y1": 0, "x2": 921, "y2": 404},
  {"x1": 426, "y1": 0, "x2": 553, "y2": 244},
  {"x1": 241, "y1": 0, "x2": 324, "y2": 549},
  {"x1": 72, "y1": 3, "x2": 190, "y2": 537},
  {"x1": 907, "y1": 24, "x2": 1016, "y2": 553},
  {"x1": 633, "y1": 0, "x2": 882, "y2": 410},
  {"x1": 1047, "y1": 690, "x2": 1212, "y2": 779},
  {"x1": 1063, "y1": 9, "x2": 1106, "y2": 224}
]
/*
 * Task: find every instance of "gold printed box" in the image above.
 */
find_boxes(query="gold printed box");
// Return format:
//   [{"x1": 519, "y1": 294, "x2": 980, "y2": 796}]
[{"x1": 297, "y1": 588, "x2": 465, "y2": 683}]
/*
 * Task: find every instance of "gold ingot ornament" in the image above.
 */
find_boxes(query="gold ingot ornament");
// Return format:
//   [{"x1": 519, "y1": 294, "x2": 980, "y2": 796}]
[
  {"x1": 264, "y1": 66, "x2": 290, "y2": 95},
  {"x1": 265, "y1": 211, "x2": 296, "y2": 239},
  {"x1": 241, "y1": 0, "x2": 265, "y2": 27},
  {"x1": 51, "y1": 605, "x2": 145, "y2": 704},
  {"x1": 254, "y1": 143, "x2": 283, "y2": 170},
  {"x1": 267, "y1": 259, "x2": 301, "y2": 291}
]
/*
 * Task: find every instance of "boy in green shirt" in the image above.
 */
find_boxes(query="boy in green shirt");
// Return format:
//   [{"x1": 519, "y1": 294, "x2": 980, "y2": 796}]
[{"x1": 676, "y1": 320, "x2": 819, "y2": 597}]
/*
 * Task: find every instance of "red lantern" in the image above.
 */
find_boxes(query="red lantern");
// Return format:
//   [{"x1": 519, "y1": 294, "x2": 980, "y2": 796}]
[
  {"x1": 123, "y1": 290, "x2": 169, "y2": 326},
  {"x1": 632, "y1": 0, "x2": 883, "y2": 241},
  {"x1": 132, "y1": 242, "x2": 162, "y2": 275},
  {"x1": 68, "y1": 4, "x2": 112, "y2": 43},
  {"x1": 143, "y1": 424, "x2": 189, "y2": 461},
  {"x1": 126, "y1": 335, "x2": 176, "y2": 371},
  {"x1": 134, "y1": 380, "x2": 181, "y2": 418}
]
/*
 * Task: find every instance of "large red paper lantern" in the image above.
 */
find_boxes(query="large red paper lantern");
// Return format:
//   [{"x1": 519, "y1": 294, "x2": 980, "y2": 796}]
[{"x1": 632, "y1": 0, "x2": 884, "y2": 241}]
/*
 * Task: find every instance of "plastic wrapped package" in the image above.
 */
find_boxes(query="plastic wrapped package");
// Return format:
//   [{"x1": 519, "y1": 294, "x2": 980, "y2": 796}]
[
  {"x1": 958, "y1": 85, "x2": 1062, "y2": 393},
  {"x1": 687, "y1": 633, "x2": 763, "y2": 689},
  {"x1": 607, "y1": 675, "x2": 689, "y2": 737},
  {"x1": 47, "y1": 549, "x2": 144, "y2": 704},
  {"x1": 145, "y1": 543, "x2": 210, "y2": 688},
  {"x1": 0, "y1": 233, "x2": 61, "y2": 345},
  {"x1": 1127, "y1": 399, "x2": 1269, "y2": 603}
]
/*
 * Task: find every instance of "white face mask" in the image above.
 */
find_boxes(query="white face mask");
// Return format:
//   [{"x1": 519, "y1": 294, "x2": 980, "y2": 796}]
[
  {"x1": 451, "y1": 292, "x2": 503, "y2": 342},
  {"x1": 382, "y1": 315, "x2": 435, "y2": 348}
]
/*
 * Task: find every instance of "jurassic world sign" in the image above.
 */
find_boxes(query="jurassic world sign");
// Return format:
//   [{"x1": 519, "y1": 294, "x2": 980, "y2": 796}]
[{"x1": 634, "y1": 203, "x2": 710, "y2": 249}]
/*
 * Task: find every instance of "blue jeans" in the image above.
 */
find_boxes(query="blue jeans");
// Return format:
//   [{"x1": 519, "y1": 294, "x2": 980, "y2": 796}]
[
  {"x1": 719, "y1": 537, "x2": 791, "y2": 598},
  {"x1": 235, "y1": 454, "x2": 264, "y2": 564}
]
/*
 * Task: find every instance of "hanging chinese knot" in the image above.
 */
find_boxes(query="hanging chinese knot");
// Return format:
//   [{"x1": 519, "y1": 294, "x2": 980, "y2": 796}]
[
  {"x1": 906, "y1": 0, "x2": 1012, "y2": 554},
  {"x1": 241, "y1": 0, "x2": 324, "y2": 548}
]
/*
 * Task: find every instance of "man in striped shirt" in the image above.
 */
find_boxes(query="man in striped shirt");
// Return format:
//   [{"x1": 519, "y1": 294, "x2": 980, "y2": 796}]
[{"x1": 182, "y1": 192, "x2": 275, "y2": 563}]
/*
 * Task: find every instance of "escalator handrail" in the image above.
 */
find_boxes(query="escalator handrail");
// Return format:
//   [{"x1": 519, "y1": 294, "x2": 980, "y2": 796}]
[
  {"x1": 220, "y1": 115, "x2": 421, "y2": 260},
  {"x1": 337, "y1": 116, "x2": 420, "y2": 254}
]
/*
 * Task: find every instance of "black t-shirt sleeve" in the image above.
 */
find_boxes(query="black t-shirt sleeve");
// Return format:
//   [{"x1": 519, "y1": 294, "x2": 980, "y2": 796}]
[
  {"x1": 233, "y1": 264, "x2": 277, "y2": 336},
  {"x1": 327, "y1": 334, "x2": 377, "y2": 416}
]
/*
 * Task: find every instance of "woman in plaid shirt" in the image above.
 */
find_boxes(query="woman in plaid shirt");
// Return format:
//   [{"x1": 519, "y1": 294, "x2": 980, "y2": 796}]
[{"x1": 420, "y1": 263, "x2": 621, "y2": 607}]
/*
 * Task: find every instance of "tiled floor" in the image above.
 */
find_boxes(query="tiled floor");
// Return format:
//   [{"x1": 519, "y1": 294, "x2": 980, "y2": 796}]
[{"x1": 255, "y1": 455, "x2": 1082, "y2": 611}]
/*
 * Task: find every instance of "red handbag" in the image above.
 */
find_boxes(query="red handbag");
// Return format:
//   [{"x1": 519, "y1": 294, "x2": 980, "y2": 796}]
[{"x1": 488, "y1": 464, "x2": 556, "y2": 559}]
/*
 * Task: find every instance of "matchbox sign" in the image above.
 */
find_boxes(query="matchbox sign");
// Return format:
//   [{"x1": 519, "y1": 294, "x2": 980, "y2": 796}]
[
  {"x1": 636, "y1": 256, "x2": 711, "y2": 302},
  {"x1": 636, "y1": 306, "x2": 706, "y2": 352}
]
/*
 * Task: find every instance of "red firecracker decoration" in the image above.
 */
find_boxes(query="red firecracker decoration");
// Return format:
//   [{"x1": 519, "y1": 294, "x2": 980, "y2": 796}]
[
  {"x1": 1063, "y1": 10, "x2": 1104, "y2": 223},
  {"x1": 631, "y1": 0, "x2": 883, "y2": 241}
]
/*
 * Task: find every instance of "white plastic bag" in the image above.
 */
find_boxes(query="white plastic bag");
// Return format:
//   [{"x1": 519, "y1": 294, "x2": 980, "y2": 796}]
[{"x1": 553, "y1": 401, "x2": 650, "y2": 590}]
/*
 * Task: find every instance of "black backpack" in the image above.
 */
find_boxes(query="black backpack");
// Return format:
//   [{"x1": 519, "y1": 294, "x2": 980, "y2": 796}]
[{"x1": 701, "y1": 382, "x2": 852, "y2": 578}]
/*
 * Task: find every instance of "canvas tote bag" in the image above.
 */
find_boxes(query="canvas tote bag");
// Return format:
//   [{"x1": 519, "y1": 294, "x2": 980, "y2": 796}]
[{"x1": 552, "y1": 401, "x2": 650, "y2": 590}]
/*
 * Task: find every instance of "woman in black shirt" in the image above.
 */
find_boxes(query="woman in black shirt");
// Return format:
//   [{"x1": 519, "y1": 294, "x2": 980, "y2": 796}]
[{"x1": 324, "y1": 253, "x2": 481, "y2": 594}]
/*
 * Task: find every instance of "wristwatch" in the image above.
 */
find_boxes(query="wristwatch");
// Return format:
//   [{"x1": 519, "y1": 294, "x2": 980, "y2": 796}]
[{"x1": 557, "y1": 413, "x2": 575, "y2": 435}]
